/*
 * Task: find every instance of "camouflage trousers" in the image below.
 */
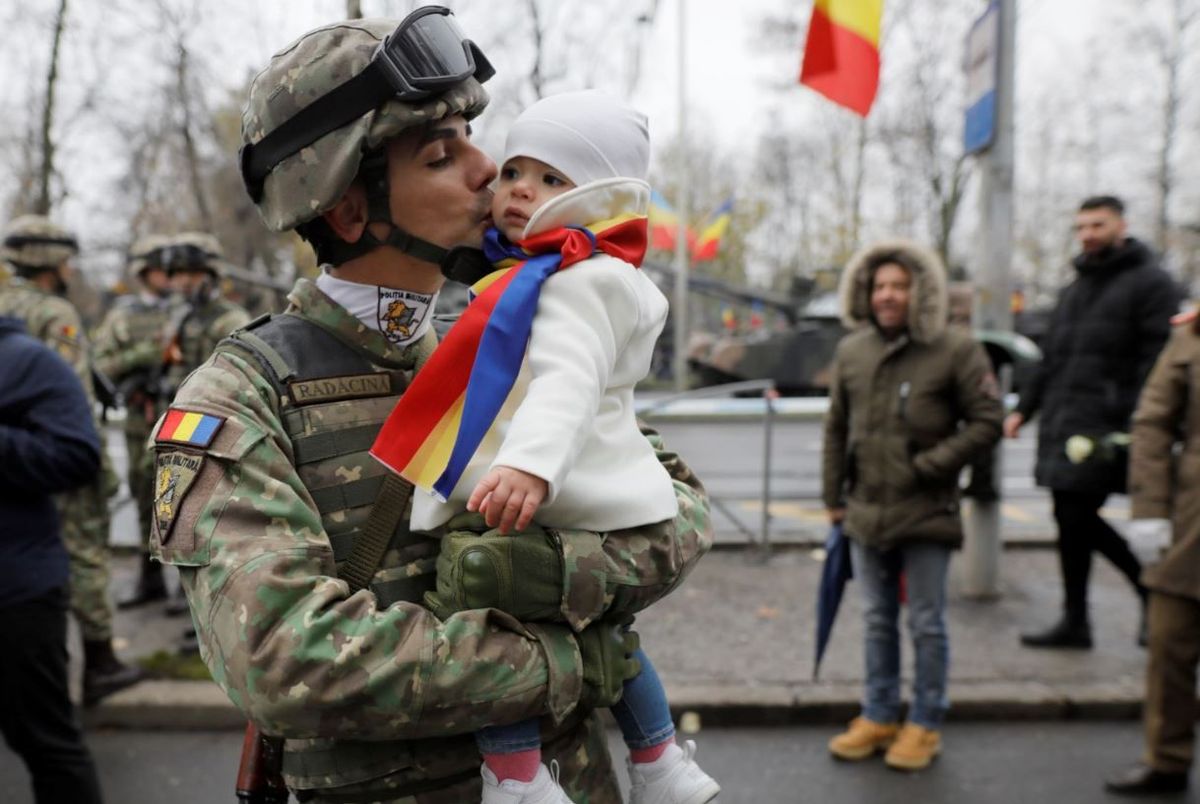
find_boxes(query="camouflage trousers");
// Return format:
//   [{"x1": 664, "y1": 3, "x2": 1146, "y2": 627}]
[
  {"x1": 298, "y1": 711, "x2": 620, "y2": 804},
  {"x1": 125, "y1": 419, "x2": 156, "y2": 552},
  {"x1": 58, "y1": 452, "x2": 119, "y2": 641}
]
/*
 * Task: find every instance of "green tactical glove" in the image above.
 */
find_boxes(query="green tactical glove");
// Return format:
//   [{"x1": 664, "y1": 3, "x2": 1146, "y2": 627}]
[
  {"x1": 424, "y1": 516, "x2": 565, "y2": 623},
  {"x1": 576, "y1": 621, "x2": 641, "y2": 710}
]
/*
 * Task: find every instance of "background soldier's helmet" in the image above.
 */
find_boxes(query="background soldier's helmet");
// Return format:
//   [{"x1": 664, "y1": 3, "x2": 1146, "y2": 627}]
[
  {"x1": 159, "y1": 232, "x2": 226, "y2": 278},
  {"x1": 127, "y1": 234, "x2": 171, "y2": 276},
  {"x1": 241, "y1": 18, "x2": 489, "y2": 233},
  {"x1": 1, "y1": 215, "x2": 79, "y2": 276}
]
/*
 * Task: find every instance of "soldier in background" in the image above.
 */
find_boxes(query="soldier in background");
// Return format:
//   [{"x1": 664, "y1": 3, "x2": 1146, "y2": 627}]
[
  {"x1": 157, "y1": 232, "x2": 250, "y2": 630},
  {"x1": 160, "y1": 232, "x2": 253, "y2": 399},
  {"x1": 93, "y1": 236, "x2": 176, "y2": 610},
  {"x1": 0, "y1": 215, "x2": 144, "y2": 705}
]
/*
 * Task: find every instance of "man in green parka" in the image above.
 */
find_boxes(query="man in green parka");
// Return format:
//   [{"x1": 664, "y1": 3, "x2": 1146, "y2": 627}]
[{"x1": 823, "y1": 240, "x2": 1003, "y2": 772}]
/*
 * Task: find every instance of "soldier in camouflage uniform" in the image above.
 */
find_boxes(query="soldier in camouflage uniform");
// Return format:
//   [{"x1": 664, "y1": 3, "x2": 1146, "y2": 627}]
[
  {"x1": 94, "y1": 235, "x2": 176, "y2": 609},
  {"x1": 0, "y1": 215, "x2": 145, "y2": 705},
  {"x1": 159, "y1": 232, "x2": 251, "y2": 626},
  {"x1": 149, "y1": 12, "x2": 711, "y2": 803},
  {"x1": 160, "y1": 231, "x2": 252, "y2": 396}
]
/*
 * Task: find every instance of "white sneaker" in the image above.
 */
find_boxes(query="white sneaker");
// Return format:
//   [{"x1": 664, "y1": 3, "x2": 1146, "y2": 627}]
[
  {"x1": 480, "y1": 760, "x2": 578, "y2": 804},
  {"x1": 627, "y1": 741, "x2": 720, "y2": 804}
]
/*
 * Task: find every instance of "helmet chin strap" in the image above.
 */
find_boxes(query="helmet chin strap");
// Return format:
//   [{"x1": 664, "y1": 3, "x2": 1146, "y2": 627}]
[{"x1": 354, "y1": 149, "x2": 494, "y2": 286}]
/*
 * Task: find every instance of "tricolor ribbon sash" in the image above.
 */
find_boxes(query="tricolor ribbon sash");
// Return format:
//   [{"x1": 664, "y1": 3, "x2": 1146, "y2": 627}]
[{"x1": 371, "y1": 215, "x2": 648, "y2": 500}]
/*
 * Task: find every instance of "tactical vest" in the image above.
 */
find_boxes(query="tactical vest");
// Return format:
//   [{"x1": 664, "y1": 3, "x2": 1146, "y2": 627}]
[
  {"x1": 166, "y1": 298, "x2": 246, "y2": 393},
  {"x1": 217, "y1": 313, "x2": 479, "y2": 799},
  {"x1": 117, "y1": 296, "x2": 171, "y2": 348},
  {"x1": 100, "y1": 297, "x2": 171, "y2": 421}
]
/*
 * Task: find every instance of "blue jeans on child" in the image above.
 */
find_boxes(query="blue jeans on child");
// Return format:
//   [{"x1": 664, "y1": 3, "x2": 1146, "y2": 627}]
[
  {"x1": 850, "y1": 540, "x2": 951, "y2": 729},
  {"x1": 476, "y1": 647, "x2": 675, "y2": 753}
]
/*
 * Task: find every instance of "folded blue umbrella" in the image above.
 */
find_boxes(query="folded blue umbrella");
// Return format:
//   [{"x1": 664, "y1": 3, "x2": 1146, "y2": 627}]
[{"x1": 813, "y1": 522, "x2": 854, "y2": 680}]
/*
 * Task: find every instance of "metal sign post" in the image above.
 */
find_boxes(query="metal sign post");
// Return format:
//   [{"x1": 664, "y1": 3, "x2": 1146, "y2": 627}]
[{"x1": 963, "y1": 0, "x2": 1015, "y2": 599}]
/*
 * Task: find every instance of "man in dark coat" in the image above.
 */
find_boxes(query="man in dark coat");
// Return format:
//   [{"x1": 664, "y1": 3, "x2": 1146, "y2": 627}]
[
  {"x1": 0, "y1": 315, "x2": 104, "y2": 803},
  {"x1": 1006, "y1": 196, "x2": 1183, "y2": 648}
]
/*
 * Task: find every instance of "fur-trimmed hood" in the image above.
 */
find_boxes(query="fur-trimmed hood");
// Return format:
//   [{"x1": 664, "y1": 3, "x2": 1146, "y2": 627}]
[{"x1": 838, "y1": 240, "x2": 949, "y2": 344}]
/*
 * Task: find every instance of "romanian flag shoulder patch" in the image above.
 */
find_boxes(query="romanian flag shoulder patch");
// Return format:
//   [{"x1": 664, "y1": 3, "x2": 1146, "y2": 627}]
[{"x1": 156, "y1": 409, "x2": 225, "y2": 449}]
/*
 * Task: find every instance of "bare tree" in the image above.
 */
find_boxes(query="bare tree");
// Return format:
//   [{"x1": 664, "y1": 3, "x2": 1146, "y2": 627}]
[
  {"x1": 35, "y1": 0, "x2": 68, "y2": 215},
  {"x1": 173, "y1": 37, "x2": 214, "y2": 230},
  {"x1": 346, "y1": 0, "x2": 362, "y2": 18},
  {"x1": 1148, "y1": 0, "x2": 1199, "y2": 258}
]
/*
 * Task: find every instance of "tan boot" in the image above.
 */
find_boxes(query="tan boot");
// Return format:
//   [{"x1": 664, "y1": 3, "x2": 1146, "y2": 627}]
[
  {"x1": 884, "y1": 723, "x2": 942, "y2": 771},
  {"x1": 828, "y1": 717, "x2": 900, "y2": 761}
]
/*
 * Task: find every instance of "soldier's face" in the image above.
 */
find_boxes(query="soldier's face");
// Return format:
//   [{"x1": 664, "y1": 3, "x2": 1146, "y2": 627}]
[
  {"x1": 142, "y1": 266, "x2": 170, "y2": 294},
  {"x1": 170, "y1": 269, "x2": 210, "y2": 297},
  {"x1": 870, "y1": 262, "x2": 912, "y2": 334},
  {"x1": 383, "y1": 115, "x2": 498, "y2": 251},
  {"x1": 1074, "y1": 207, "x2": 1126, "y2": 255}
]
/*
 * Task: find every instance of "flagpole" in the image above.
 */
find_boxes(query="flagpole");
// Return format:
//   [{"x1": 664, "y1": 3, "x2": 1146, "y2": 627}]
[{"x1": 671, "y1": 0, "x2": 690, "y2": 392}]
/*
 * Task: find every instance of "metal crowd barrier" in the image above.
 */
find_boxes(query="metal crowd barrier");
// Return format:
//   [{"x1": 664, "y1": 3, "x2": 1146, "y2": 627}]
[{"x1": 637, "y1": 380, "x2": 777, "y2": 554}]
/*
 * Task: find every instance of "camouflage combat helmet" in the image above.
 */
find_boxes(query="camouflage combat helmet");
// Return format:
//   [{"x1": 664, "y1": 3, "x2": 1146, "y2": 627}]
[
  {"x1": 159, "y1": 232, "x2": 226, "y2": 278},
  {"x1": 127, "y1": 233, "x2": 171, "y2": 276},
  {"x1": 241, "y1": 15, "x2": 490, "y2": 233},
  {"x1": 1, "y1": 214, "x2": 79, "y2": 275}
]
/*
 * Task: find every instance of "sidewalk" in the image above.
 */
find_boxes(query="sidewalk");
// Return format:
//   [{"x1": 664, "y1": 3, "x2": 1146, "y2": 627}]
[{"x1": 84, "y1": 538, "x2": 1152, "y2": 731}]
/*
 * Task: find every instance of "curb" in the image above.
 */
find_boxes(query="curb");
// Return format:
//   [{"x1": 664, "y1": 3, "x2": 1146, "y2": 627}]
[
  {"x1": 82, "y1": 678, "x2": 1145, "y2": 732},
  {"x1": 667, "y1": 680, "x2": 1145, "y2": 728}
]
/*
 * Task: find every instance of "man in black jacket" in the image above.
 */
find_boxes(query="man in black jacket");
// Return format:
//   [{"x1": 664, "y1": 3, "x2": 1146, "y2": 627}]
[
  {"x1": 0, "y1": 315, "x2": 104, "y2": 803},
  {"x1": 1006, "y1": 196, "x2": 1183, "y2": 649}
]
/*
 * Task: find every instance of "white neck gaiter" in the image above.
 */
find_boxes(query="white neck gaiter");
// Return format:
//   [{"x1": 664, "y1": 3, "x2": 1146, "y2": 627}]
[{"x1": 316, "y1": 270, "x2": 438, "y2": 347}]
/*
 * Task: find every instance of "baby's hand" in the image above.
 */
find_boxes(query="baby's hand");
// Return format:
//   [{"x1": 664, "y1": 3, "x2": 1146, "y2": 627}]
[{"x1": 466, "y1": 466, "x2": 547, "y2": 534}]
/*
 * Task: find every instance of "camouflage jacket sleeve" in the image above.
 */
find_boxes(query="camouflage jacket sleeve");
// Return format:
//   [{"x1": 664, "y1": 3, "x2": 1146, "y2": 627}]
[
  {"x1": 37, "y1": 299, "x2": 94, "y2": 400},
  {"x1": 92, "y1": 310, "x2": 161, "y2": 381},
  {"x1": 153, "y1": 350, "x2": 585, "y2": 740}
]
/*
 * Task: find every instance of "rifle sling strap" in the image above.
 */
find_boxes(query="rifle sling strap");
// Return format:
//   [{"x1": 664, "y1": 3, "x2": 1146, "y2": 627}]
[{"x1": 340, "y1": 472, "x2": 414, "y2": 594}]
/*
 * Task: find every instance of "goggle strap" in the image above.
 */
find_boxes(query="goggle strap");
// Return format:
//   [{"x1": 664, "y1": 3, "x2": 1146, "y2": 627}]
[{"x1": 241, "y1": 60, "x2": 393, "y2": 201}]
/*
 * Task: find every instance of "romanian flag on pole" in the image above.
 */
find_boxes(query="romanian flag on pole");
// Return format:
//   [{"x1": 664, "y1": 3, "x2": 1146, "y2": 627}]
[
  {"x1": 691, "y1": 199, "x2": 734, "y2": 262},
  {"x1": 648, "y1": 189, "x2": 693, "y2": 251},
  {"x1": 371, "y1": 216, "x2": 648, "y2": 499},
  {"x1": 799, "y1": 0, "x2": 883, "y2": 117}
]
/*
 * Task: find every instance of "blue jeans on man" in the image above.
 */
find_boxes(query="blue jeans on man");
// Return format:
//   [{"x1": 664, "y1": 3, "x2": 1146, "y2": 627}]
[{"x1": 851, "y1": 541, "x2": 952, "y2": 728}]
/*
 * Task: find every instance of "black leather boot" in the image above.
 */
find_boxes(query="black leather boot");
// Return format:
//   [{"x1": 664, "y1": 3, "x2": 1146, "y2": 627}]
[
  {"x1": 116, "y1": 554, "x2": 168, "y2": 609},
  {"x1": 82, "y1": 639, "x2": 146, "y2": 706},
  {"x1": 1105, "y1": 762, "x2": 1188, "y2": 795},
  {"x1": 1020, "y1": 616, "x2": 1093, "y2": 649}
]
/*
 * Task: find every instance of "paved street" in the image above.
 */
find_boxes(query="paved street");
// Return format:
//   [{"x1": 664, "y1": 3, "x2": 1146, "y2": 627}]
[{"x1": 0, "y1": 723, "x2": 1191, "y2": 804}]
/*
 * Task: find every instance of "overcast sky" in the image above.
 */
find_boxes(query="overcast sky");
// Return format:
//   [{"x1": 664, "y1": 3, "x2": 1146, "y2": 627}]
[{"x1": 0, "y1": 0, "x2": 1162, "y2": 280}]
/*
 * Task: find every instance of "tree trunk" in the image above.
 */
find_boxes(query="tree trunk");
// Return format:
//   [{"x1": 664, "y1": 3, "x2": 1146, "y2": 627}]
[
  {"x1": 36, "y1": 0, "x2": 69, "y2": 215},
  {"x1": 1155, "y1": 5, "x2": 1180, "y2": 256},
  {"x1": 175, "y1": 43, "x2": 213, "y2": 230},
  {"x1": 527, "y1": 0, "x2": 546, "y2": 99},
  {"x1": 346, "y1": 0, "x2": 362, "y2": 19}
]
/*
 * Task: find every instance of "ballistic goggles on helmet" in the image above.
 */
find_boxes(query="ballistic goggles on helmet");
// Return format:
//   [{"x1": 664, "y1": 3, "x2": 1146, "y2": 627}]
[
  {"x1": 239, "y1": 6, "x2": 494, "y2": 203},
  {"x1": 159, "y1": 244, "x2": 218, "y2": 274},
  {"x1": 3, "y1": 232, "x2": 79, "y2": 252}
]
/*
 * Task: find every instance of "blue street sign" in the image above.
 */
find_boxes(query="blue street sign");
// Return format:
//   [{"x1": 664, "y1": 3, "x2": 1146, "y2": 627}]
[{"x1": 964, "y1": 1, "x2": 1000, "y2": 155}]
